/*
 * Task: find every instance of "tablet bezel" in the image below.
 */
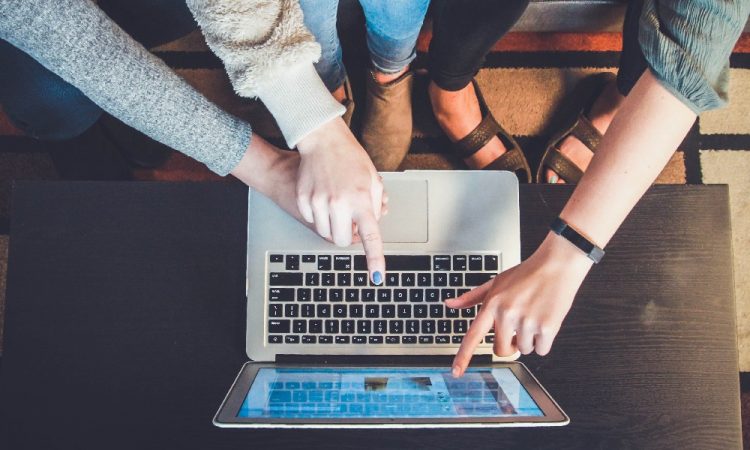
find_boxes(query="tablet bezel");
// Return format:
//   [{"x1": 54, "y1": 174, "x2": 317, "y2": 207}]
[{"x1": 213, "y1": 361, "x2": 569, "y2": 428}]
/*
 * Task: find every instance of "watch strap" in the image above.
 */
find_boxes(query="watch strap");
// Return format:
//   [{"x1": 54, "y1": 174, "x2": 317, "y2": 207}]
[{"x1": 550, "y1": 217, "x2": 605, "y2": 264}]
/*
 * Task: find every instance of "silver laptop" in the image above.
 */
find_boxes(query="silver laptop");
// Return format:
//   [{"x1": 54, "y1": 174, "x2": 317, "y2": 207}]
[{"x1": 214, "y1": 170, "x2": 569, "y2": 427}]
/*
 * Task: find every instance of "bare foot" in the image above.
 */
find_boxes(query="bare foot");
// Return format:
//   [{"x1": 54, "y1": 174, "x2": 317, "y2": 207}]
[
  {"x1": 428, "y1": 80, "x2": 506, "y2": 169},
  {"x1": 332, "y1": 84, "x2": 346, "y2": 103},
  {"x1": 546, "y1": 80, "x2": 625, "y2": 183}
]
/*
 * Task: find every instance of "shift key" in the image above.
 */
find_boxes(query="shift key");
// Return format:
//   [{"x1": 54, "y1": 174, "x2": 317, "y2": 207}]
[
  {"x1": 268, "y1": 320, "x2": 290, "y2": 333},
  {"x1": 270, "y1": 272, "x2": 303, "y2": 286}
]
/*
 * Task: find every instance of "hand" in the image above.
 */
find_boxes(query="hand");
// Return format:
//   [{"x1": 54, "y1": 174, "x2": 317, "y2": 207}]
[
  {"x1": 446, "y1": 233, "x2": 594, "y2": 377},
  {"x1": 296, "y1": 117, "x2": 387, "y2": 283}
]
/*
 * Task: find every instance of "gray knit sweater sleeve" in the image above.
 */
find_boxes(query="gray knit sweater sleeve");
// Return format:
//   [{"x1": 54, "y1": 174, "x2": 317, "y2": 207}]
[
  {"x1": 0, "y1": 0, "x2": 252, "y2": 176},
  {"x1": 638, "y1": 0, "x2": 750, "y2": 113}
]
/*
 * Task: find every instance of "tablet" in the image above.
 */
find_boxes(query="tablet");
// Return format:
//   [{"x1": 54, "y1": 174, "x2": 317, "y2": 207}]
[{"x1": 214, "y1": 362, "x2": 569, "y2": 428}]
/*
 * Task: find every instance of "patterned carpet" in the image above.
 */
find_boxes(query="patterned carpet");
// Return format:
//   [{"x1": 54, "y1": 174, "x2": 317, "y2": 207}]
[{"x1": 1, "y1": 11, "x2": 750, "y2": 444}]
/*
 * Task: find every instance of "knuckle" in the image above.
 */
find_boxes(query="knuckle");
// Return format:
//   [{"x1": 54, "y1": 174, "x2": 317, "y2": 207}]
[{"x1": 362, "y1": 232, "x2": 381, "y2": 243}]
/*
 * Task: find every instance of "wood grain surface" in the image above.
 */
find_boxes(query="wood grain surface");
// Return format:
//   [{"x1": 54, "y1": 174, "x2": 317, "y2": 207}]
[{"x1": 0, "y1": 182, "x2": 740, "y2": 450}]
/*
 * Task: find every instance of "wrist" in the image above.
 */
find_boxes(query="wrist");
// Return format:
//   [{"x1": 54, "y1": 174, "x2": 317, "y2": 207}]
[
  {"x1": 296, "y1": 117, "x2": 347, "y2": 155},
  {"x1": 230, "y1": 134, "x2": 282, "y2": 191},
  {"x1": 537, "y1": 232, "x2": 595, "y2": 275}
]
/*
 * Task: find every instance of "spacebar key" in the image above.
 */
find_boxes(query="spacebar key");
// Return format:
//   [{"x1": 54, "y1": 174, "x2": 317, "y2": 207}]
[
  {"x1": 354, "y1": 255, "x2": 431, "y2": 271},
  {"x1": 269, "y1": 272, "x2": 303, "y2": 286}
]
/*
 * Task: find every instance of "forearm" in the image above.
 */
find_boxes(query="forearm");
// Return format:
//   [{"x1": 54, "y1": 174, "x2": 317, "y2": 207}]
[
  {"x1": 559, "y1": 70, "x2": 696, "y2": 249},
  {"x1": 0, "y1": 0, "x2": 251, "y2": 175}
]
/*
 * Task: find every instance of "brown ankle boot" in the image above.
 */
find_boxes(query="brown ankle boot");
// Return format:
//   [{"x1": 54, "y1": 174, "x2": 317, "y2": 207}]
[
  {"x1": 360, "y1": 70, "x2": 414, "y2": 171},
  {"x1": 341, "y1": 77, "x2": 355, "y2": 128}
]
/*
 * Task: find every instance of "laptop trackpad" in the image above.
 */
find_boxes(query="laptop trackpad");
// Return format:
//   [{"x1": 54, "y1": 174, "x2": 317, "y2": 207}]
[{"x1": 379, "y1": 179, "x2": 428, "y2": 243}]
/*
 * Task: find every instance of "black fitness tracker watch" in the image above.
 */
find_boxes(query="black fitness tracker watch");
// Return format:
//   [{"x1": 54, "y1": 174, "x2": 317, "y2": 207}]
[{"x1": 550, "y1": 217, "x2": 605, "y2": 264}]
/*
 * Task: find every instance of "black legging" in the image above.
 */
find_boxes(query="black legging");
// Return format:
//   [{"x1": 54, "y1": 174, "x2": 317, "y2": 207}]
[{"x1": 428, "y1": 0, "x2": 648, "y2": 95}]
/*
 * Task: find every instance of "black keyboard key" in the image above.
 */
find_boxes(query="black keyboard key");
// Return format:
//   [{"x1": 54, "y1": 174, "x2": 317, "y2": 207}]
[
  {"x1": 369, "y1": 336, "x2": 384, "y2": 344},
  {"x1": 402, "y1": 336, "x2": 417, "y2": 344},
  {"x1": 293, "y1": 320, "x2": 306, "y2": 333},
  {"x1": 357, "y1": 320, "x2": 372, "y2": 334},
  {"x1": 336, "y1": 336, "x2": 350, "y2": 344},
  {"x1": 333, "y1": 304, "x2": 347, "y2": 318},
  {"x1": 469, "y1": 255, "x2": 483, "y2": 271},
  {"x1": 446, "y1": 308, "x2": 460, "y2": 318},
  {"x1": 342, "y1": 320, "x2": 355, "y2": 334},
  {"x1": 362, "y1": 289, "x2": 375, "y2": 302},
  {"x1": 349, "y1": 304, "x2": 363, "y2": 318},
  {"x1": 309, "y1": 320, "x2": 323, "y2": 333},
  {"x1": 301, "y1": 304, "x2": 315, "y2": 317},
  {"x1": 393, "y1": 289, "x2": 407, "y2": 302},
  {"x1": 319, "y1": 336, "x2": 333, "y2": 344},
  {"x1": 425, "y1": 289, "x2": 439, "y2": 302},
  {"x1": 317, "y1": 304, "x2": 331, "y2": 317},
  {"x1": 269, "y1": 288, "x2": 294, "y2": 301},
  {"x1": 386, "y1": 336, "x2": 400, "y2": 344},
  {"x1": 414, "y1": 305, "x2": 428, "y2": 318},
  {"x1": 386, "y1": 273, "x2": 399, "y2": 286},
  {"x1": 318, "y1": 255, "x2": 332, "y2": 270},
  {"x1": 374, "y1": 320, "x2": 387, "y2": 334},
  {"x1": 268, "y1": 320, "x2": 290, "y2": 333},
  {"x1": 441, "y1": 289, "x2": 456, "y2": 301},
  {"x1": 268, "y1": 335, "x2": 282, "y2": 344},
  {"x1": 377, "y1": 289, "x2": 391, "y2": 302},
  {"x1": 325, "y1": 320, "x2": 339, "y2": 334},
  {"x1": 269, "y1": 304, "x2": 282, "y2": 317},
  {"x1": 458, "y1": 288, "x2": 470, "y2": 296},
  {"x1": 434, "y1": 273, "x2": 448, "y2": 286},
  {"x1": 452, "y1": 336, "x2": 463, "y2": 344},
  {"x1": 462, "y1": 307, "x2": 476, "y2": 318},
  {"x1": 419, "y1": 336, "x2": 434, "y2": 344},
  {"x1": 365, "y1": 305, "x2": 379, "y2": 318},
  {"x1": 436, "y1": 335, "x2": 450, "y2": 344},
  {"x1": 417, "y1": 273, "x2": 431, "y2": 286},
  {"x1": 297, "y1": 288, "x2": 311, "y2": 302},
  {"x1": 406, "y1": 320, "x2": 419, "y2": 334},
  {"x1": 284, "y1": 304, "x2": 298, "y2": 317},
  {"x1": 465, "y1": 273, "x2": 494, "y2": 286},
  {"x1": 334, "y1": 255, "x2": 351, "y2": 270},
  {"x1": 389, "y1": 320, "x2": 404, "y2": 334},
  {"x1": 454, "y1": 320, "x2": 468, "y2": 333},
  {"x1": 354, "y1": 272, "x2": 368, "y2": 286},
  {"x1": 355, "y1": 255, "x2": 430, "y2": 271},
  {"x1": 329, "y1": 289, "x2": 343, "y2": 302},
  {"x1": 382, "y1": 305, "x2": 396, "y2": 318},
  {"x1": 449, "y1": 273, "x2": 463, "y2": 287},
  {"x1": 398, "y1": 305, "x2": 411, "y2": 318},
  {"x1": 430, "y1": 304, "x2": 444, "y2": 318},
  {"x1": 313, "y1": 288, "x2": 327, "y2": 302},
  {"x1": 285, "y1": 335, "x2": 299, "y2": 344},
  {"x1": 270, "y1": 254, "x2": 284, "y2": 263},
  {"x1": 484, "y1": 335, "x2": 495, "y2": 343},
  {"x1": 401, "y1": 273, "x2": 415, "y2": 286},
  {"x1": 438, "y1": 320, "x2": 451, "y2": 334},
  {"x1": 345, "y1": 289, "x2": 359, "y2": 302},
  {"x1": 433, "y1": 255, "x2": 451, "y2": 271},
  {"x1": 337, "y1": 273, "x2": 351, "y2": 286},
  {"x1": 410, "y1": 289, "x2": 424, "y2": 302},
  {"x1": 302, "y1": 254, "x2": 316, "y2": 263},
  {"x1": 270, "y1": 272, "x2": 303, "y2": 286},
  {"x1": 353, "y1": 335, "x2": 367, "y2": 344},
  {"x1": 302, "y1": 335, "x2": 316, "y2": 344},
  {"x1": 421, "y1": 320, "x2": 436, "y2": 334},
  {"x1": 286, "y1": 255, "x2": 299, "y2": 271},
  {"x1": 322, "y1": 273, "x2": 335, "y2": 286},
  {"x1": 453, "y1": 255, "x2": 467, "y2": 270},
  {"x1": 485, "y1": 255, "x2": 499, "y2": 271}
]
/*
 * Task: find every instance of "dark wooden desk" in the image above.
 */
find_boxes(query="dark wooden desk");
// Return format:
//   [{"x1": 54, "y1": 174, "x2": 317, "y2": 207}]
[{"x1": 0, "y1": 182, "x2": 740, "y2": 449}]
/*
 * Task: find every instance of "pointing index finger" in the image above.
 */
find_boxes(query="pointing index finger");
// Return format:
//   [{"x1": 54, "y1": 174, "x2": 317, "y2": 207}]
[{"x1": 354, "y1": 210, "x2": 385, "y2": 284}]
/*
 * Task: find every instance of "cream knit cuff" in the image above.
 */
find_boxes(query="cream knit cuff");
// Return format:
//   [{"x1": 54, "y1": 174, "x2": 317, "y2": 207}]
[{"x1": 255, "y1": 63, "x2": 345, "y2": 148}]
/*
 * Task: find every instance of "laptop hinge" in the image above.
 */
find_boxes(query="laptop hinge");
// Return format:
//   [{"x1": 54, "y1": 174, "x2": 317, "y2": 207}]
[{"x1": 275, "y1": 354, "x2": 494, "y2": 365}]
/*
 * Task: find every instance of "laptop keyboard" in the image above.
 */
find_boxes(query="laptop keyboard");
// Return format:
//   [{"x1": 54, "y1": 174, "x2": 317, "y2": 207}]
[{"x1": 266, "y1": 253, "x2": 498, "y2": 345}]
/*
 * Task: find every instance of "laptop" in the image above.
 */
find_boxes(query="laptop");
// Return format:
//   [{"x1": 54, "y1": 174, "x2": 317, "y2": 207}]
[{"x1": 214, "y1": 171, "x2": 569, "y2": 427}]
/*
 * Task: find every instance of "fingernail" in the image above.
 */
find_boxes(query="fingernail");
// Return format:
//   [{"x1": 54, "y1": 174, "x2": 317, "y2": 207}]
[
  {"x1": 549, "y1": 174, "x2": 558, "y2": 184},
  {"x1": 372, "y1": 271, "x2": 383, "y2": 285},
  {"x1": 452, "y1": 366, "x2": 461, "y2": 378}
]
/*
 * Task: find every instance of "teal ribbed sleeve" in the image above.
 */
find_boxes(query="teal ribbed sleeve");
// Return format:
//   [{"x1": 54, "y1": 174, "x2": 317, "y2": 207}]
[{"x1": 638, "y1": 0, "x2": 750, "y2": 113}]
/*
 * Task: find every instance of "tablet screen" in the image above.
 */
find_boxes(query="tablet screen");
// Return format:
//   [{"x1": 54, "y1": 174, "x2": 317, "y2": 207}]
[{"x1": 237, "y1": 368, "x2": 543, "y2": 419}]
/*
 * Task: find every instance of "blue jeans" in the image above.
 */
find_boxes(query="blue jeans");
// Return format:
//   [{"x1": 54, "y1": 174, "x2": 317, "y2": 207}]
[
  {"x1": 0, "y1": 0, "x2": 195, "y2": 141},
  {"x1": 299, "y1": 0, "x2": 430, "y2": 92}
]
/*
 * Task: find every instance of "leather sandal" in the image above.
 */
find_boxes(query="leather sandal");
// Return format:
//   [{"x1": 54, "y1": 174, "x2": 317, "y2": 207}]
[
  {"x1": 450, "y1": 79, "x2": 532, "y2": 182},
  {"x1": 536, "y1": 72, "x2": 616, "y2": 183}
]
